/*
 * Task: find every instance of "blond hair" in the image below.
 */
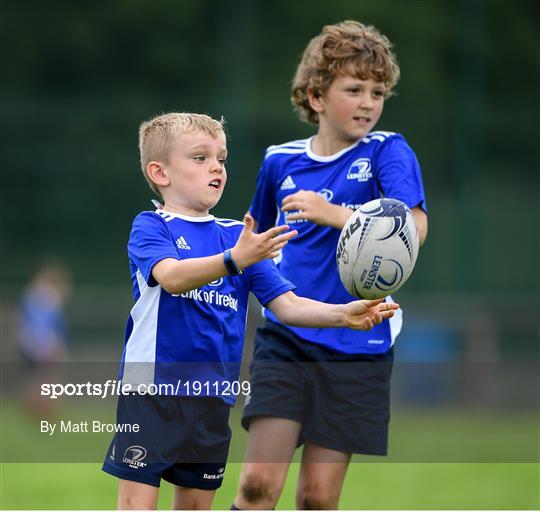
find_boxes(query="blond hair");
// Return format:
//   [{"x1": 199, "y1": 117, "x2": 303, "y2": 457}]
[
  {"x1": 138, "y1": 112, "x2": 226, "y2": 196},
  {"x1": 291, "y1": 21, "x2": 400, "y2": 125}
]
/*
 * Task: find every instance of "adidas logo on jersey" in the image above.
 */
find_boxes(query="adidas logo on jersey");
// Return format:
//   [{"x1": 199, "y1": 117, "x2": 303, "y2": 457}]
[
  {"x1": 176, "y1": 236, "x2": 191, "y2": 250},
  {"x1": 280, "y1": 175, "x2": 296, "y2": 190},
  {"x1": 347, "y1": 158, "x2": 373, "y2": 182}
]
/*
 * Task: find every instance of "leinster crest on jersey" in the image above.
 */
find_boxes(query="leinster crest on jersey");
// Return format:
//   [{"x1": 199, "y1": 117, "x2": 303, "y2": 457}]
[{"x1": 346, "y1": 158, "x2": 373, "y2": 182}]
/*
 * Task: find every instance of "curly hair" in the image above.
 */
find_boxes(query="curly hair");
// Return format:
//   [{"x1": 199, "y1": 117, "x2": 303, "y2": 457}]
[{"x1": 291, "y1": 21, "x2": 400, "y2": 125}]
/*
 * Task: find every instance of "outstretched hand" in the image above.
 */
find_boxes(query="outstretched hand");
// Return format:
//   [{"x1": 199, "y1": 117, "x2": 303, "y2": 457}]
[
  {"x1": 342, "y1": 298, "x2": 400, "y2": 330},
  {"x1": 231, "y1": 214, "x2": 298, "y2": 270}
]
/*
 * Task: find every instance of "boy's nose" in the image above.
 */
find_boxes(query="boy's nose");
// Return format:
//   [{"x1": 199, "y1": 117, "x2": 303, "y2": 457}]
[
  {"x1": 359, "y1": 96, "x2": 373, "y2": 110},
  {"x1": 359, "y1": 91, "x2": 375, "y2": 108},
  {"x1": 211, "y1": 161, "x2": 224, "y2": 172}
]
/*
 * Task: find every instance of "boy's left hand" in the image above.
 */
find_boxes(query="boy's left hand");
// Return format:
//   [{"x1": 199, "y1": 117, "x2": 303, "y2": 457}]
[
  {"x1": 281, "y1": 190, "x2": 352, "y2": 229},
  {"x1": 342, "y1": 299, "x2": 400, "y2": 330}
]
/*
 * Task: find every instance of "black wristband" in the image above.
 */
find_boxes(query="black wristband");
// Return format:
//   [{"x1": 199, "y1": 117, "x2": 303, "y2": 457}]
[{"x1": 223, "y1": 249, "x2": 243, "y2": 275}]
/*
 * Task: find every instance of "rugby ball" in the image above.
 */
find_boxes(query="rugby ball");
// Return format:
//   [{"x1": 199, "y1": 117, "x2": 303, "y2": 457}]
[{"x1": 336, "y1": 198, "x2": 419, "y2": 299}]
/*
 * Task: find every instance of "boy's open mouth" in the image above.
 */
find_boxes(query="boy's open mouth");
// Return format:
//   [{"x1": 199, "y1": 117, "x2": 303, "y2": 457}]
[
  {"x1": 353, "y1": 116, "x2": 370, "y2": 123},
  {"x1": 209, "y1": 179, "x2": 221, "y2": 189}
]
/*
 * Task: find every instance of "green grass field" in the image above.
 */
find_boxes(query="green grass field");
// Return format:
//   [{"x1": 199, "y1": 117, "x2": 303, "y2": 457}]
[
  {"x1": 1, "y1": 462, "x2": 539, "y2": 509},
  {"x1": 1, "y1": 400, "x2": 539, "y2": 509}
]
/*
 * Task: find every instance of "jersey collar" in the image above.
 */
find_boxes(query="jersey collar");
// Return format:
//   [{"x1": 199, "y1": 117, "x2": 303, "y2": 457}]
[
  {"x1": 156, "y1": 209, "x2": 215, "y2": 222},
  {"x1": 305, "y1": 136, "x2": 361, "y2": 162}
]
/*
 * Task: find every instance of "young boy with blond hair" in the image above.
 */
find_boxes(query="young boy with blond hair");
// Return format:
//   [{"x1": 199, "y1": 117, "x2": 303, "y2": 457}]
[
  {"x1": 101, "y1": 112, "x2": 399, "y2": 510},
  {"x1": 234, "y1": 21, "x2": 428, "y2": 510}
]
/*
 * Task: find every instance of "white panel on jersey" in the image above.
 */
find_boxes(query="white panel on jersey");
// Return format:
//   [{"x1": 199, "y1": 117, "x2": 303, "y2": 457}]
[
  {"x1": 271, "y1": 208, "x2": 283, "y2": 265},
  {"x1": 122, "y1": 269, "x2": 160, "y2": 386},
  {"x1": 386, "y1": 295, "x2": 403, "y2": 346}
]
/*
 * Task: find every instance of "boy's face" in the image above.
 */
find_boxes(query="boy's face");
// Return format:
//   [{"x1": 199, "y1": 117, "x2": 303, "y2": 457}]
[
  {"x1": 161, "y1": 130, "x2": 227, "y2": 215},
  {"x1": 316, "y1": 74, "x2": 386, "y2": 141}
]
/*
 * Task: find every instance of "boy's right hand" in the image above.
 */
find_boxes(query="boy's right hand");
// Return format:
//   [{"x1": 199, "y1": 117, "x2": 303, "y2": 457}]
[{"x1": 231, "y1": 214, "x2": 298, "y2": 269}]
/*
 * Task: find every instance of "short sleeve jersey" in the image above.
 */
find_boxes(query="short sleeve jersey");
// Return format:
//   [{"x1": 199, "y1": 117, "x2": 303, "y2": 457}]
[
  {"x1": 249, "y1": 131, "x2": 427, "y2": 354},
  {"x1": 119, "y1": 209, "x2": 295, "y2": 405}
]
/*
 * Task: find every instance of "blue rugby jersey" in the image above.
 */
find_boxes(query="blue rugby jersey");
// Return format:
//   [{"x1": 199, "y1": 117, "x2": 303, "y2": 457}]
[
  {"x1": 249, "y1": 131, "x2": 427, "y2": 354},
  {"x1": 119, "y1": 209, "x2": 295, "y2": 405}
]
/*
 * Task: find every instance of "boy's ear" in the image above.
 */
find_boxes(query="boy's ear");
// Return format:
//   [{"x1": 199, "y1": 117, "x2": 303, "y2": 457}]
[
  {"x1": 146, "y1": 161, "x2": 169, "y2": 188},
  {"x1": 307, "y1": 87, "x2": 325, "y2": 113}
]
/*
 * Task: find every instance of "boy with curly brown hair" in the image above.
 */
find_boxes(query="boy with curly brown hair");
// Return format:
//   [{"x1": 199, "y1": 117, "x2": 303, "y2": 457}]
[{"x1": 234, "y1": 21, "x2": 428, "y2": 509}]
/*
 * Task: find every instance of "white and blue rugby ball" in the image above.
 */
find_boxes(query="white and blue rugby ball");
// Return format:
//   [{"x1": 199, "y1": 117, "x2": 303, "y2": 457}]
[{"x1": 336, "y1": 198, "x2": 419, "y2": 299}]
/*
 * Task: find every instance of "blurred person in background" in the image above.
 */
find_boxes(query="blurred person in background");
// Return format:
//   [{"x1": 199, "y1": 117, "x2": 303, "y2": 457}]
[{"x1": 18, "y1": 261, "x2": 71, "y2": 417}]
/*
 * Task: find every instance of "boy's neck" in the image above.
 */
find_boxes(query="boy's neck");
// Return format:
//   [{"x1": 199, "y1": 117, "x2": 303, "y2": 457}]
[
  {"x1": 162, "y1": 201, "x2": 210, "y2": 218},
  {"x1": 311, "y1": 131, "x2": 359, "y2": 156}
]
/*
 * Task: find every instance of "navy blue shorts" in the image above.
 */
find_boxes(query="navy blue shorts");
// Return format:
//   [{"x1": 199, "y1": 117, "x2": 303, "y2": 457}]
[
  {"x1": 102, "y1": 395, "x2": 231, "y2": 489},
  {"x1": 242, "y1": 321, "x2": 394, "y2": 456}
]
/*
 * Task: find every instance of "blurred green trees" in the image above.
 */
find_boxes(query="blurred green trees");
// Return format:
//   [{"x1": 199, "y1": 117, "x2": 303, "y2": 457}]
[{"x1": 1, "y1": 0, "x2": 538, "y2": 294}]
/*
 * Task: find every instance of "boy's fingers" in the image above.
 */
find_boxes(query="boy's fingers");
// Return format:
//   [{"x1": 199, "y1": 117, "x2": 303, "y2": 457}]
[
  {"x1": 243, "y1": 213, "x2": 255, "y2": 232},
  {"x1": 282, "y1": 192, "x2": 300, "y2": 205},
  {"x1": 273, "y1": 230, "x2": 298, "y2": 243},
  {"x1": 362, "y1": 298, "x2": 385, "y2": 308},
  {"x1": 270, "y1": 237, "x2": 295, "y2": 250},
  {"x1": 264, "y1": 224, "x2": 292, "y2": 238},
  {"x1": 281, "y1": 201, "x2": 302, "y2": 211},
  {"x1": 272, "y1": 241, "x2": 289, "y2": 251}
]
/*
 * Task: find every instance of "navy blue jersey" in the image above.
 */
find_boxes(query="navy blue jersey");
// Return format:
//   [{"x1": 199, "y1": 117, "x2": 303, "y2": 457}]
[
  {"x1": 119, "y1": 209, "x2": 295, "y2": 405},
  {"x1": 249, "y1": 131, "x2": 426, "y2": 354}
]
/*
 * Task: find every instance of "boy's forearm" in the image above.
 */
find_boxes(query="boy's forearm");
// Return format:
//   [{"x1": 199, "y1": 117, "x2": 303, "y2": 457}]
[
  {"x1": 411, "y1": 207, "x2": 428, "y2": 246},
  {"x1": 327, "y1": 204, "x2": 355, "y2": 229},
  {"x1": 152, "y1": 255, "x2": 230, "y2": 295},
  {"x1": 268, "y1": 292, "x2": 345, "y2": 328}
]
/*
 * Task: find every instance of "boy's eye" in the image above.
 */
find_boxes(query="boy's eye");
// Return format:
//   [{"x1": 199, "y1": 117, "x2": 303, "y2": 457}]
[
  {"x1": 219, "y1": 158, "x2": 227, "y2": 165},
  {"x1": 193, "y1": 155, "x2": 206, "y2": 161},
  {"x1": 347, "y1": 88, "x2": 360, "y2": 94},
  {"x1": 373, "y1": 90, "x2": 385, "y2": 97}
]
